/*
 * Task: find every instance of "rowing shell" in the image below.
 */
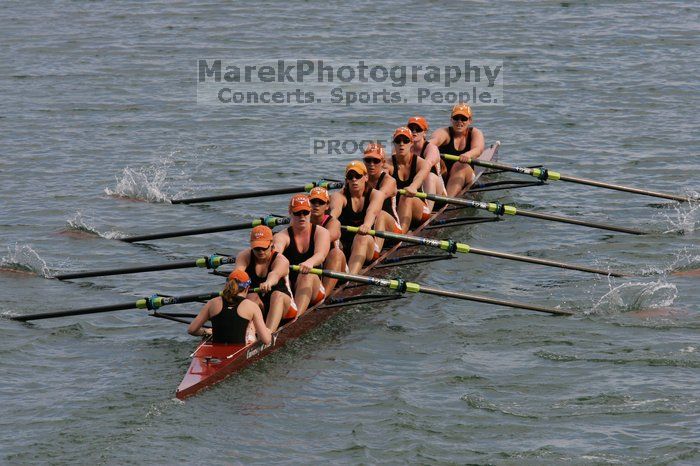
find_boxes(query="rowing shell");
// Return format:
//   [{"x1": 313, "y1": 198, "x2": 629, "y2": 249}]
[{"x1": 175, "y1": 142, "x2": 501, "y2": 399}]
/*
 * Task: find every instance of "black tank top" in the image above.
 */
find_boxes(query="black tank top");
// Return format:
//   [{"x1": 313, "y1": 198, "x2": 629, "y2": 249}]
[
  {"x1": 244, "y1": 251, "x2": 288, "y2": 295},
  {"x1": 284, "y1": 224, "x2": 317, "y2": 266},
  {"x1": 338, "y1": 187, "x2": 372, "y2": 250},
  {"x1": 320, "y1": 214, "x2": 336, "y2": 250},
  {"x1": 210, "y1": 296, "x2": 249, "y2": 344},
  {"x1": 392, "y1": 154, "x2": 424, "y2": 202},
  {"x1": 438, "y1": 127, "x2": 472, "y2": 174}
]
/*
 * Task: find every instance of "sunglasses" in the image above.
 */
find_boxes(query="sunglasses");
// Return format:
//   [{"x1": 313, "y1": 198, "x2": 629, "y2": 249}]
[
  {"x1": 408, "y1": 125, "x2": 423, "y2": 133},
  {"x1": 346, "y1": 172, "x2": 364, "y2": 180},
  {"x1": 253, "y1": 244, "x2": 271, "y2": 252},
  {"x1": 393, "y1": 136, "x2": 411, "y2": 144},
  {"x1": 310, "y1": 199, "x2": 327, "y2": 206},
  {"x1": 452, "y1": 115, "x2": 470, "y2": 122},
  {"x1": 363, "y1": 157, "x2": 382, "y2": 165},
  {"x1": 292, "y1": 210, "x2": 310, "y2": 216}
]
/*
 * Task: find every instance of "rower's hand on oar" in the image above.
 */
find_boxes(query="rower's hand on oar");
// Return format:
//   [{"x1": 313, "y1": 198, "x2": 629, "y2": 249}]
[
  {"x1": 358, "y1": 224, "x2": 372, "y2": 235},
  {"x1": 298, "y1": 260, "x2": 315, "y2": 274},
  {"x1": 458, "y1": 154, "x2": 472, "y2": 164},
  {"x1": 403, "y1": 186, "x2": 418, "y2": 197},
  {"x1": 259, "y1": 279, "x2": 274, "y2": 293}
]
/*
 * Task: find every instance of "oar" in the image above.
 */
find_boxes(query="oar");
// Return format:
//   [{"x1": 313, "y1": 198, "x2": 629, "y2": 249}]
[
  {"x1": 342, "y1": 226, "x2": 626, "y2": 277},
  {"x1": 121, "y1": 215, "x2": 289, "y2": 243},
  {"x1": 171, "y1": 181, "x2": 344, "y2": 205},
  {"x1": 443, "y1": 154, "x2": 696, "y2": 203},
  {"x1": 9, "y1": 291, "x2": 222, "y2": 322},
  {"x1": 292, "y1": 266, "x2": 573, "y2": 316},
  {"x1": 399, "y1": 189, "x2": 646, "y2": 235},
  {"x1": 54, "y1": 254, "x2": 235, "y2": 280}
]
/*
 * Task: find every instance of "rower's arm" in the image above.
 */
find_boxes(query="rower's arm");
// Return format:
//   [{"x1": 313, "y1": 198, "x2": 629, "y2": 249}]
[
  {"x1": 267, "y1": 253, "x2": 290, "y2": 285},
  {"x1": 234, "y1": 249, "x2": 251, "y2": 271},
  {"x1": 329, "y1": 192, "x2": 345, "y2": 218},
  {"x1": 423, "y1": 143, "x2": 441, "y2": 169},
  {"x1": 460, "y1": 128, "x2": 485, "y2": 162},
  {"x1": 272, "y1": 230, "x2": 289, "y2": 254},
  {"x1": 407, "y1": 157, "x2": 431, "y2": 193},
  {"x1": 325, "y1": 217, "x2": 342, "y2": 243},
  {"x1": 378, "y1": 173, "x2": 397, "y2": 199},
  {"x1": 241, "y1": 300, "x2": 272, "y2": 345},
  {"x1": 188, "y1": 299, "x2": 216, "y2": 337},
  {"x1": 362, "y1": 189, "x2": 385, "y2": 230},
  {"x1": 306, "y1": 226, "x2": 331, "y2": 267},
  {"x1": 429, "y1": 128, "x2": 449, "y2": 148}
]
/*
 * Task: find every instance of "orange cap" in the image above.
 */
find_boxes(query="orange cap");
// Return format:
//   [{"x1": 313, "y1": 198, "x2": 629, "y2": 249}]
[
  {"x1": 308, "y1": 186, "x2": 329, "y2": 203},
  {"x1": 407, "y1": 116, "x2": 428, "y2": 131},
  {"x1": 393, "y1": 127, "x2": 412, "y2": 142},
  {"x1": 228, "y1": 269, "x2": 251, "y2": 287},
  {"x1": 451, "y1": 102, "x2": 472, "y2": 118},
  {"x1": 345, "y1": 160, "x2": 367, "y2": 176},
  {"x1": 289, "y1": 194, "x2": 312, "y2": 212},
  {"x1": 363, "y1": 143, "x2": 384, "y2": 160},
  {"x1": 250, "y1": 225, "x2": 273, "y2": 248}
]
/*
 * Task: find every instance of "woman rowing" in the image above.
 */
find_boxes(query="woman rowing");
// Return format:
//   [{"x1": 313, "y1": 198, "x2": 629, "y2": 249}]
[
  {"x1": 308, "y1": 186, "x2": 346, "y2": 296},
  {"x1": 273, "y1": 194, "x2": 331, "y2": 315},
  {"x1": 429, "y1": 103, "x2": 485, "y2": 197},
  {"x1": 233, "y1": 225, "x2": 295, "y2": 332},
  {"x1": 388, "y1": 126, "x2": 433, "y2": 232},
  {"x1": 329, "y1": 160, "x2": 395, "y2": 274},
  {"x1": 407, "y1": 116, "x2": 447, "y2": 211},
  {"x1": 363, "y1": 143, "x2": 403, "y2": 234},
  {"x1": 187, "y1": 269, "x2": 272, "y2": 345}
]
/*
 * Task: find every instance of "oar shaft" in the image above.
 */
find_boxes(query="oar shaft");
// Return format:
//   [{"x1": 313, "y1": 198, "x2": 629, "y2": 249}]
[
  {"x1": 55, "y1": 260, "x2": 199, "y2": 280},
  {"x1": 293, "y1": 266, "x2": 572, "y2": 316},
  {"x1": 343, "y1": 226, "x2": 624, "y2": 277},
  {"x1": 448, "y1": 156, "x2": 693, "y2": 203},
  {"x1": 10, "y1": 292, "x2": 221, "y2": 322},
  {"x1": 121, "y1": 217, "x2": 289, "y2": 243},
  {"x1": 402, "y1": 190, "x2": 646, "y2": 235},
  {"x1": 171, "y1": 181, "x2": 344, "y2": 205},
  {"x1": 54, "y1": 255, "x2": 236, "y2": 280}
]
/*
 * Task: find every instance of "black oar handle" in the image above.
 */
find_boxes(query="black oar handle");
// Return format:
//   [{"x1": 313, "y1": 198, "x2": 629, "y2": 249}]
[{"x1": 171, "y1": 181, "x2": 344, "y2": 205}]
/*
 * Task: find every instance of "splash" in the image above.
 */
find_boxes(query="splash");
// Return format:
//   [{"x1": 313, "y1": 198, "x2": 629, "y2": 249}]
[
  {"x1": 103, "y1": 148, "x2": 205, "y2": 203},
  {"x1": 0, "y1": 244, "x2": 51, "y2": 277},
  {"x1": 588, "y1": 279, "x2": 678, "y2": 316},
  {"x1": 657, "y1": 191, "x2": 699, "y2": 235},
  {"x1": 62, "y1": 212, "x2": 125, "y2": 240}
]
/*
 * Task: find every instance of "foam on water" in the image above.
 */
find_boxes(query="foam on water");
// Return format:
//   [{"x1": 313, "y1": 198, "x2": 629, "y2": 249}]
[
  {"x1": 588, "y1": 279, "x2": 678, "y2": 315},
  {"x1": 63, "y1": 212, "x2": 125, "y2": 240},
  {"x1": 103, "y1": 148, "x2": 205, "y2": 203},
  {"x1": 0, "y1": 244, "x2": 50, "y2": 277},
  {"x1": 657, "y1": 193, "x2": 699, "y2": 235}
]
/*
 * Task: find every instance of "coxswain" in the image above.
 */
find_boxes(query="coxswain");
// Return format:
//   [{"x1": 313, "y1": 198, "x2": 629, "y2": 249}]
[
  {"x1": 429, "y1": 103, "x2": 485, "y2": 197},
  {"x1": 388, "y1": 126, "x2": 433, "y2": 232},
  {"x1": 407, "y1": 116, "x2": 447, "y2": 211},
  {"x1": 308, "y1": 186, "x2": 346, "y2": 296},
  {"x1": 273, "y1": 194, "x2": 331, "y2": 315},
  {"x1": 188, "y1": 269, "x2": 272, "y2": 345},
  {"x1": 329, "y1": 161, "x2": 395, "y2": 274},
  {"x1": 363, "y1": 143, "x2": 403, "y2": 235},
  {"x1": 233, "y1": 225, "x2": 295, "y2": 332}
]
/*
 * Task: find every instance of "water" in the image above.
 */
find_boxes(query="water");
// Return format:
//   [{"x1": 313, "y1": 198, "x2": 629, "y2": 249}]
[{"x1": 1, "y1": 0, "x2": 699, "y2": 463}]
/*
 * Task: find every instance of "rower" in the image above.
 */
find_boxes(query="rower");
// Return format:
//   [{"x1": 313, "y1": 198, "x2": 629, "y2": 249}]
[
  {"x1": 363, "y1": 143, "x2": 403, "y2": 235},
  {"x1": 308, "y1": 186, "x2": 346, "y2": 296},
  {"x1": 407, "y1": 116, "x2": 447, "y2": 211},
  {"x1": 429, "y1": 102, "x2": 485, "y2": 197},
  {"x1": 329, "y1": 160, "x2": 394, "y2": 274},
  {"x1": 233, "y1": 225, "x2": 295, "y2": 332},
  {"x1": 187, "y1": 269, "x2": 271, "y2": 345},
  {"x1": 273, "y1": 194, "x2": 331, "y2": 315},
  {"x1": 388, "y1": 126, "x2": 432, "y2": 232}
]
